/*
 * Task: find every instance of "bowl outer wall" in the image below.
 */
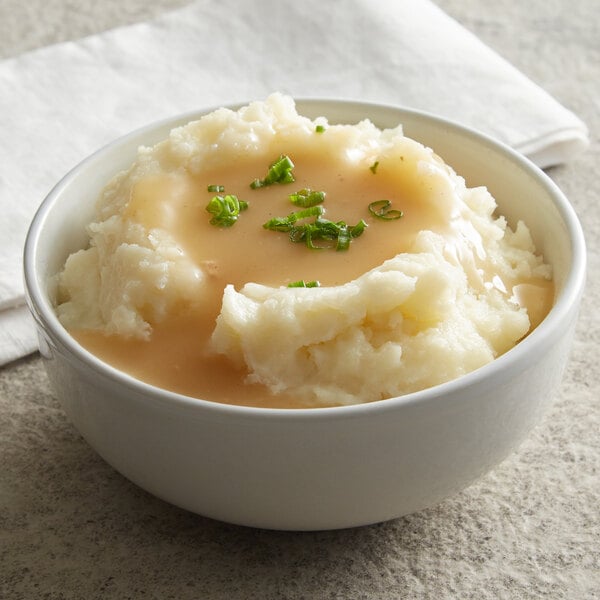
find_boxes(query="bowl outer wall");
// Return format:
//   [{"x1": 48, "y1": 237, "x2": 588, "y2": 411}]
[{"x1": 24, "y1": 100, "x2": 586, "y2": 530}]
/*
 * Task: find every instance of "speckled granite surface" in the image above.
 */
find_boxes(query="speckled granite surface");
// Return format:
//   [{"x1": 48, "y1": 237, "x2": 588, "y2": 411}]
[{"x1": 1, "y1": 1, "x2": 598, "y2": 598}]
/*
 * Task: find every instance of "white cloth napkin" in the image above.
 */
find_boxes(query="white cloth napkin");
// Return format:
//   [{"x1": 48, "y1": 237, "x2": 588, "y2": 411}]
[{"x1": 0, "y1": 0, "x2": 588, "y2": 366}]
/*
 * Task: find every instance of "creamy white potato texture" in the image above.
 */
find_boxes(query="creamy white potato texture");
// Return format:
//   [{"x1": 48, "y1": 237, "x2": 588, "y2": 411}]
[{"x1": 56, "y1": 94, "x2": 551, "y2": 406}]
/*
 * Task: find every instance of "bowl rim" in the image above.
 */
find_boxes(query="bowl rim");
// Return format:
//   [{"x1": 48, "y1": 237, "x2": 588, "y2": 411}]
[{"x1": 23, "y1": 97, "x2": 587, "y2": 421}]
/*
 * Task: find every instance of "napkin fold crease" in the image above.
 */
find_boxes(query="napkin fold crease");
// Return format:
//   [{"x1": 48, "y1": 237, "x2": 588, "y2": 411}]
[{"x1": 0, "y1": 0, "x2": 588, "y2": 366}]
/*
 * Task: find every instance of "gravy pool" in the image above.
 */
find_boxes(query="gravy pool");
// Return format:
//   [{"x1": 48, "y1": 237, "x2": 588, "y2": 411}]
[{"x1": 72, "y1": 149, "x2": 553, "y2": 408}]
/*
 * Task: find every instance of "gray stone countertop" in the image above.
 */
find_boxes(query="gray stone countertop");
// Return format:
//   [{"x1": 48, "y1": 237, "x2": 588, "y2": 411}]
[{"x1": 1, "y1": 1, "x2": 598, "y2": 598}]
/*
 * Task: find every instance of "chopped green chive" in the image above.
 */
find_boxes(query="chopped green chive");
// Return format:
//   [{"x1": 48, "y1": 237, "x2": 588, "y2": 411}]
[
  {"x1": 264, "y1": 207, "x2": 367, "y2": 251},
  {"x1": 349, "y1": 219, "x2": 368, "y2": 237},
  {"x1": 369, "y1": 160, "x2": 379, "y2": 174},
  {"x1": 207, "y1": 184, "x2": 225, "y2": 193},
  {"x1": 287, "y1": 280, "x2": 321, "y2": 288},
  {"x1": 250, "y1": 154, "x2": 295, "y2": 189},
  {"x1": 368, "y1": 199, "x2": 404, "y2": 220},
  {"x1": 289, "y1": 188, "x2": 326, "y2": 208},
  {"x1": 263, "y1": 206, "x2": 324, "y2": 231},
  {"x1": 205, "y1": 194, "x2": 248, "y2": 227},
  {"x1": 315, "y1": 124, "x2": 326, "y2": 133}
]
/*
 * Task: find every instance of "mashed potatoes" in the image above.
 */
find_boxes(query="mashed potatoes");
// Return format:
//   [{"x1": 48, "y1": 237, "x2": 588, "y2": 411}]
[{"x1": 55, "y1": 94, "x2": 552, "y2": 407}]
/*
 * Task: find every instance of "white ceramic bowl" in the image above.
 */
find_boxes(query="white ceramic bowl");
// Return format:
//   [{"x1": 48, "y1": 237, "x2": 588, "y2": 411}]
[{"x1": 24, "y1": 100, "x2": 586, "y2": 530}]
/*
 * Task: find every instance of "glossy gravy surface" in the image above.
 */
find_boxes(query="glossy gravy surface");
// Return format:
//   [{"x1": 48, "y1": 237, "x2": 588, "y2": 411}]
[{"x1": 73, "y1": 152, "x2": 553, "y2": 408}]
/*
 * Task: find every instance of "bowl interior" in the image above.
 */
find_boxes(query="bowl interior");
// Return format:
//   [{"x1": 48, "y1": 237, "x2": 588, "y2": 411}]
[
  {"x1": 297, "y1": 100, "x2": 575, "y2": 294},
  {"x1": 27, "y1": 99, "x2": 584, "y2": 388}
]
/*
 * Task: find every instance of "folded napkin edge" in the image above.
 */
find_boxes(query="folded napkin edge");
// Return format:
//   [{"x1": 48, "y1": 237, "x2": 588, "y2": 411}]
[
  {"x1": 0, "y1": 305, "x2": 38, "y2": 366},
  {"x1": 514, "y1": 126, "x2": 590, "y2": 169}
]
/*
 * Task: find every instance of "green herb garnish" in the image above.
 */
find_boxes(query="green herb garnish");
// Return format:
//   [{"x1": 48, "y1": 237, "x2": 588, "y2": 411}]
[
  {"x1": 287, "y1": 280, "x2": 321, "y2": 288},
  {"x1": 315, "y1": 124, "x2": 326, "y2": 133},
  {"x1": 207, "y1": 184, "x2": 225, "y2": 193},
  {"x1": 263, "y1": 206, "x2": 324, "y2": 232},
  {"x1": 289, "y1": 217, "x2": 365, "y2": 251},
  {"x1": 250, "y1": 155, "x2": 295, "y2": 189},
  {"x1": 264, "y1": 206, "x2": 367, "y2": 251},
  {"x1": 289, "y1": 188, "x2": 326, "y2": 208},
  {"x1": 205, "y1": 194, "x2": 248, "y2": 227},
  {"x1": 368, "y1": 199, "x2": 403, "y2": 220},
  {"x1": 264, "y1": 205, "x2": 324, "y2": 229},
  {"x1": 369, "y1": 160, "x2": 379, "y2": 174}
]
